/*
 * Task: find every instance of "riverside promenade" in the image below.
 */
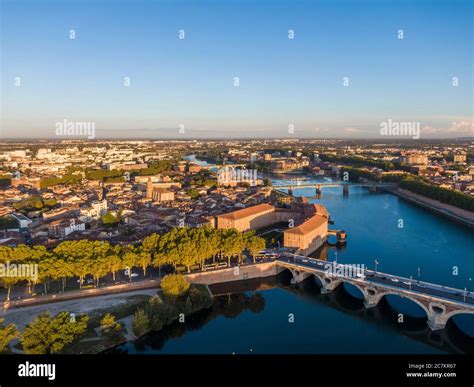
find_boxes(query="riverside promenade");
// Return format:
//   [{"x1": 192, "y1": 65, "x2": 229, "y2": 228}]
[{"x1": 2, "y1": 261, "x2": 281, "y2": 311}]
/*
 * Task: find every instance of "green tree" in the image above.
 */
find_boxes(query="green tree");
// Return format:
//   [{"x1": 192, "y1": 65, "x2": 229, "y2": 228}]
[
  {"x1": 50, "y1": 258, "x2": 73, "y2": 293},
  {"x1": 136, "y1": 252, "x2": 152, "y2": 276},
  {"x1": 187, "y1": 188, "x2": 200, "y2": 200},
  {"x1": 219, "y1": 229, "x2": 245, "y2": 266},
  {"x1": 107, "y1": 254, "x2": 123, "y2": 282},
  {"x1": 100, "y1": 313, "x2": 123, "y2": 339},
  {"x1": 12, "y1": 196, "x2": 58, "y2": 213},
  {"x1": 156, "y1": 228, "x2": 180, "y2": 270},
  {"x1": 132, "y1": 309, "x2": 150, "y2": 337},
  {"x1": 85, "y1": 169, "x2": 123, "y2": 181},
  {"x1": 143, "y1": 233, "x2": 166, "y2": 277},
  {"x1": 175, "y1": 229, "x2": 197, "y2": 273},
  {"x1": 0, "y1": 216, "x2": 17, "y2": 230},
  {"x1": 0, "y1": 318, "x2": 19, "y2": 352},
  {"x1": 160, "y1": 274, "x2": 190, "y2": 298},
  {"x1": 101, "y1": 211, "x2": 121, "y2": 227},
  {"x1": 122, "y1": 251, "x2": 139, "y2": 282},
  {"x1": 144, "y1": 297, "x2": 178, "y2": 331},
  {"x1": 20, "y1": 312, "x2": 88, "y2": 354},
  {"x1": 245, "y1": 234, "x2": 266, "y2": 263},
  {"x1": 90, "y1": 255, "x2": 111, "y2": 287}
]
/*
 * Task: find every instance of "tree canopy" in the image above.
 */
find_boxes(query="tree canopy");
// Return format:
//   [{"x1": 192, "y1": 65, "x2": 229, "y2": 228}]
[
  {"x1": 100, "y1": 313, "x2": 123, "y2": 339},
  {"x1": 160, "y1": 274, "x2": 190, "y2": 298},
  {"x1": 20, "y1": 312, "x2": 88, "y2": 354},
  {"x1": 0, "y1": 318, "x2": 19, "y2": 353},
  {"x1": 0, "y1": 226, "x2": 266, "y2": 301}
]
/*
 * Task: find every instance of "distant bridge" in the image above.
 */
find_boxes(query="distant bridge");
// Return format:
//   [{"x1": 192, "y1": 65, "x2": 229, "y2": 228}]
[
  {"x1": 202, "y1": 163, "x2": 248, "y2": 169},
  {"x1": 276, "y1": 254, "x2": 474, "y2": 331},
  {"x1": 273, "y1": 182, "x2": 397, "y2": 189}
]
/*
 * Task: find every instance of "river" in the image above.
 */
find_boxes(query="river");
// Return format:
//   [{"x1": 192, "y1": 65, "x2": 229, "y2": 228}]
[{"x1": 112, "y1": 164, "x2": 474, "y2": 354}]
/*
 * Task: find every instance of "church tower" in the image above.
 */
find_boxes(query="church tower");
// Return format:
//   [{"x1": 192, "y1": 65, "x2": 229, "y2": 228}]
[{"x1": 146, "y1": 177, "x2": 153, "y2": 199}]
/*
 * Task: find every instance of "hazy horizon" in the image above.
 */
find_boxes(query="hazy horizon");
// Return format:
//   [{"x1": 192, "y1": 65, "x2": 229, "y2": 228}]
[{"x1": 1, "y1": 134, "x2": 473, "y2": 142}]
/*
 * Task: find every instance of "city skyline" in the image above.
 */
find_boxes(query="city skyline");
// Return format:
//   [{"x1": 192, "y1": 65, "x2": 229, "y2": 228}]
[{"x1": 1, "y1": 0, "x2": 473, "y2": 139}]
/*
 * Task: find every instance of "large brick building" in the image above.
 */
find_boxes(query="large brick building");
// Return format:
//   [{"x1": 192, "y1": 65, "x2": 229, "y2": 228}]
[
  {"x1": 217, "y1": 203, "x2": 275, "y2": 231},
  {"x1": 217, "y1": 202, "x2": 330, "y2": 255},
  {"x1": 283, "y1": 211, "x2": 328, "y2": 255},
  {"x1": 146, "y1": 178, "x2": 175, "y2": 202}
]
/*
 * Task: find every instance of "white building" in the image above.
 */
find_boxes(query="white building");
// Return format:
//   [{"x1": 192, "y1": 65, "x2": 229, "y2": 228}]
[
  {"x1": 11, "y1": 213, "x2": 32, "y2": 229},
  {"x1": 79, "y1": 200, "x2": 108, "y2": 223}
]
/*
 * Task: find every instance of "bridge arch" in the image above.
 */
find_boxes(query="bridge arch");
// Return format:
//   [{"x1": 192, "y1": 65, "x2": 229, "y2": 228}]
[
  {"x1": 311, "y1": 273, "x2": 324, "y2": 287},
  {"x1": 381, "y1": 292, "x2": 430, "y2": 316},
  {"x1": 341, "y1": 280, "x2": 366, "y2": 300},
  {"x1": 444, "y1": 309, "x2": 474, "y2": 324}
]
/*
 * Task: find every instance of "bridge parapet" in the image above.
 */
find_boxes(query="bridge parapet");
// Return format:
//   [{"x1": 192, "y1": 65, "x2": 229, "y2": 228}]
[
  {"x1": 336, "y1": 277, "x2": 474, "y2": 331},
  {"x1": 276, "y1": 257, "x2": 474, "y2": 331}
]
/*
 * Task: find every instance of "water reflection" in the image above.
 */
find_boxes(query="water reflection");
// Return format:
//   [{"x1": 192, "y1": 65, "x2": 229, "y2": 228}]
[
  {"x1": 286, "y1": 272, "x2": 474, "y2": 354},
  {"x1": 109, "y1": 273, "x2": 474, "y2": 354}
]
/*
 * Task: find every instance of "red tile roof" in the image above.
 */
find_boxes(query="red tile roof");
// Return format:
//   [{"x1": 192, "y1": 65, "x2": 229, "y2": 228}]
[
  {"x1": 284, "y1": 214, "x2": 327, "y2": 235},
  {"x1": 217, "y1": 203, "x2": 274, "y2": 220}
]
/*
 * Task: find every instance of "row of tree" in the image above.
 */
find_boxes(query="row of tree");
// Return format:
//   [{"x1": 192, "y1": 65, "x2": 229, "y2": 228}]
[
  {"x1": 84, "y1": 160, "x2": 175, "y2": 182},
  {"x1": 341, "y1": 166, "x2": 409, "y2": 184},
  {"x1": 40, "y1": 173, "x2": 82, "y2": 189},
  {"x1": 12, "y1": 196, "x2": 58, "y2": 214},
  {"x1": 184, "y1": 170, "x2": 216, "y2": 188},
  {"x1": 340, "y1": 166, "x2": 474, "y2": 211},
  {"x1": 320, "y1": 154, "x2": 404, "y2": 171},
  {"x1": 0, "y1": 226, "x2": 265, "y2": 301},
  {"x1": 399, "y1": 178, "x2": 474, "y2": 212}
]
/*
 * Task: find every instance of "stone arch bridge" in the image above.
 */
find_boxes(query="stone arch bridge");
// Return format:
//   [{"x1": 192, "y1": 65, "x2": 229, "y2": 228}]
[{"x1": 276, "y1": 254, "x2": 474, "y2": 331}]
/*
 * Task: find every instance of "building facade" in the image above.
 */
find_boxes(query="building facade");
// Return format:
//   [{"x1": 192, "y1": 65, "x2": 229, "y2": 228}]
[
  {"x1": 284, "y1": 213, "x2": 328, "y2": 255},
  {"x1": 217, "y1": 203, "x2": 275, "y2": 231},
  {"x1": 217, "y1": 202, "x2": 330, "y2": 255}
]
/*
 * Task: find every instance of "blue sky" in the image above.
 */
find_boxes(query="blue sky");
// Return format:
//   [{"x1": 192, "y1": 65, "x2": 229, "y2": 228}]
[{"x1": 1, "y1": 0, "x2": 472, "y2": 139}]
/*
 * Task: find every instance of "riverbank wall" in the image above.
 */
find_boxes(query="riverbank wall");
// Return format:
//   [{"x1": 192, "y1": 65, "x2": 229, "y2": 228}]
[
  {"x1": 388, "y1": 188, "x2": 474, "y2": 228},
  {"x1": 185, "y1": 261, "x2": 284, "y2": 285}
]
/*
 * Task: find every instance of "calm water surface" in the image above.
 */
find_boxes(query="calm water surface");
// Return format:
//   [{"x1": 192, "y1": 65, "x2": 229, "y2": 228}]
[{"x1": 114, "y1": 175, "x2": 474, "y2": 354}]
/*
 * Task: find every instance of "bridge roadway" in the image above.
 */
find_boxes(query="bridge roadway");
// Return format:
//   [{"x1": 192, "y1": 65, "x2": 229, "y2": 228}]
[{"x1": 276, "y1": 253, "x2": 474, "y2": 330}]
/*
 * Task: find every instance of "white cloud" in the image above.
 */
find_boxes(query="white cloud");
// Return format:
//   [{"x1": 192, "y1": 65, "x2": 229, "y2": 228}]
[
  {"x1": 421, "y1": 121, "x2": 473, "y2": 137},
  {"x1": 421, "y1": 125, "x2": 441, "y2": 135},
  {"x1": 447, "y1": 121, "x2": 474, "y2": 134},
  {"x1": 343, "y1": 127, "x2": 362, "y2": 133}
]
